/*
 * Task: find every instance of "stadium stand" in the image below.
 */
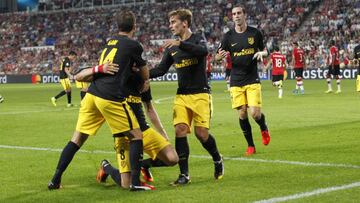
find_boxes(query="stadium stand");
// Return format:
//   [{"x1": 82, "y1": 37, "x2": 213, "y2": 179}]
[{"x1": 0, "y1": 0, "x2": 359, "y2": 75}]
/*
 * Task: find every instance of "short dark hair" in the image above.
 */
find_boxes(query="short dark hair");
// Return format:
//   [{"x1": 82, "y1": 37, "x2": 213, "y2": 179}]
[
  {"x1": 292, "y1": 42, "x2": 299, "y2": 46},
  {"x1": 232, "y1": 5, "x2": 246, "y2": 14},
  {"x1": 116, "y1": 10, "x2": 136, "y2": 32},
  {"x1": 273, "y1": 46, "x2": 280, "y2": 52},
  {"x1": 168, "y1": 9, "x2": 192, "y2": 27},
  {"x1": 69, "y1": 51, "x2": 77, "y2": 56},
  {"x1": 330, "y1": 40, "x2": 335, "y2": 46}
]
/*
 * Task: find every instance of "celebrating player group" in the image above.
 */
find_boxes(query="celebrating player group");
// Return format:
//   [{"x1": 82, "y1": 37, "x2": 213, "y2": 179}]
[{"x1": 47, "y1": 3, "x2": 360, "y2": 192}]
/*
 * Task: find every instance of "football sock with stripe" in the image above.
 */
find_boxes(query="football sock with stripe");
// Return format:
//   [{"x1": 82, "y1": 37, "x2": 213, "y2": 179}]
[
  {"x1": 201, "y1": 134, "x2": 221, "y2": 162},
  {"x1": 51, "y1": 141, "x2": 80, "y2": 184},
  {"x1": 175, "y1": 137, "x2": 189, "y2": 175},
  {"x1": 239, "y1": 118, "x2": 254, "y2": 147}
]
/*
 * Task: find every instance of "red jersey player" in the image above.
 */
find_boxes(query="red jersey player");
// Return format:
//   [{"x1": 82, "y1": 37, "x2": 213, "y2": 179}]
[
  {"x1": 291, "y1": 42, "x2": 306, "y2": 94},
  {"x1": 265, "y1": 46, "x2": 287, "y2": 98},
  {"x1": 325, "y1": 40, "x2": 341, "y2": 93}
]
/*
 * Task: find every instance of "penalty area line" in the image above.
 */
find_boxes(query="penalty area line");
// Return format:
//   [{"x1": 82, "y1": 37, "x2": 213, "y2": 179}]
[
  {"x1": 253, "y1": 181, "x2": 360, "y2": 203},
  {"x1": 0, "y1": 145, "x2": 359, "y2": 169}
]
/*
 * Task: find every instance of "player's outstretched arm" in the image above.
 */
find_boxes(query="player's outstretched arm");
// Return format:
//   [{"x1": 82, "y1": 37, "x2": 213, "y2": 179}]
[
  {"x1": 74, "y1": 62, "x2": 119, "y2": 82},
  {"x1": 149, "y1": 51, "x2": 174, "y2": 78},
  {"x1": 143, "y1": 100, "x2": 169, "y2": 140}
]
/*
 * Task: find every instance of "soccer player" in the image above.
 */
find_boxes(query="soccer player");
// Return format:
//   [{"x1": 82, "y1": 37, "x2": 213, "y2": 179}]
[
  {"x1": 354, "y1": 42, "x2": 360, "y2": 92},
  {"x1": 150, "y1": 9, "x2": 224, "y2": 185},
  {"x1": 325, "y1": 40, "x2": 341, "y2": 93},
  {"x1": 48, "y1": 10, "x2": 151, "y2": 191},
  {"x1": 51, "y1": 51, "x2": 77, "y2": 107},
  {"x1": 96, "y1": 82, "x2": 179, "y2": 187},
  {"x1": 265, "y1": 46, "x2": 287, "y2": 99},
  {"x1": 215, "y1": 5, "x2": 270, "y2": 156},
  {"x1": 291, "y1": 42, "x2": 306, "y2": 95},
  {"x1": 94, "y1": 71, "x2": 179, "y2": 188},
  {"x1": 224, "y1": 52, "x2": 232, "y2": 91}
]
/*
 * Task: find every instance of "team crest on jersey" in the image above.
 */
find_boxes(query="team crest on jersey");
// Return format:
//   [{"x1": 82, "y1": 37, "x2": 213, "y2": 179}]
[{"x1": 248, "y1": 37, "x2": 254, "y2": 45}]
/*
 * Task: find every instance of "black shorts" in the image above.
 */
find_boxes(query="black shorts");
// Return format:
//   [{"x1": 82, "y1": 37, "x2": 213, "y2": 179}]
[
  {"x1": 272, "y1": 75, "x2": 284, "y2": 82},
  {"x1": 294, "y1": 68, "x2": 303, "y2": 78},
  {"x1": 327, "y1": 65, "x2": 341, "y2": 76},
  {"x1": 225, "y1": 69, "x2": 231, "y2": 78}
]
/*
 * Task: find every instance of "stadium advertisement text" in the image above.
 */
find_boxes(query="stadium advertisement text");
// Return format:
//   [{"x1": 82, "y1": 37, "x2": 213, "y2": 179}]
[{"x1": 0, "y1": 68, "x2": 358, "y2": 83}]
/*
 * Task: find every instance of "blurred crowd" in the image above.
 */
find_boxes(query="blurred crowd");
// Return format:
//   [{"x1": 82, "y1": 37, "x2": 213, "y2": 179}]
[{"x1": 0, "y1": 0, "x2": 359, "y2": 75}]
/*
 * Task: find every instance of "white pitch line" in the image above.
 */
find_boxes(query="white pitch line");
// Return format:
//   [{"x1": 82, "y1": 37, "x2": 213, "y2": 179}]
[
  {"x1": 154, "y1": 96, "x2": 173, "y2": 104},
  {"x1": 0, "y1": 108, "x2": 77, "y2": 115},
  {"x1": 1, "y1": 145, "x2": 359, "y2": 169},
  {"x1": 253, "y1": 181, "x2": 360, "y2": 203},
  {"x1": 191, "y1": 155, "x2": 360, "y2": 169}
]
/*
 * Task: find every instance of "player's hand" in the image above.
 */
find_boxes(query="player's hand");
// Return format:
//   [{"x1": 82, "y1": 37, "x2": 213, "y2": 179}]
[
  {"x1": 102, "y1": 62, "x2": 119, "y2": 75},
  {"x1": 253, "y1": 51, "x2": 267, "y2": 62},
  {"x1": 215, "y1": 48, "x2": 228, "y2": 61},
  {"x1": 140, "y1": 79, "x2": 150, "y2": 93},
  {"x1": 162, "y1": 39, "x2": 180, "y2": 49}
]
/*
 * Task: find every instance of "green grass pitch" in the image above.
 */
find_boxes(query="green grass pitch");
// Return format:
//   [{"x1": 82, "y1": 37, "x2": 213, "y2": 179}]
[{"x1": 0, "y1": 79, "x2": 359, "y2": 202}]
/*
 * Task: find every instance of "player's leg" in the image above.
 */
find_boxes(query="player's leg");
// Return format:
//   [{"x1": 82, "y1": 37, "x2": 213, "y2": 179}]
[
  {"x1": 51, "y1": 79, "x2": 67, "y2": 106},
  {"x1": 171, "y1": 95, "x2": 192, "y2": 185},
  {"x1": 272, "y1": 75, "x2": 283, "y2": 98},
  {"x1": 325, "y1": 66, "x2": 333, "y2": 93},
  {"x1": 194, "y1": 126, "x2": 224, "y2": 179},
  {"x1": 192, "y1": 93, "x2": 223, "y2": 179},
  {"x1": 100, "y1": 98, "x2": 149, "y2": 191},
  {"x1": 298, "y1": 69, "x2": 304, "y2": 94},
  {"x1": 278, "y1": 79, "x2": 283, "y2": 98},
  {"x1": 141, "y1": 127, "x2": 178, "y2": 182},
  {"x1": 231, "y1": 86, "x2": 255, "y2": 155},
  {"x1": 48, "y1": 131, "x2": 89, "y2": 190},
  {"x1": 48, "y1": 93, "x2": 104, "y2": 190},
  {"x1": 247, "y1": 83, "x2": 270, "y2": 147},
  {"x1": 335, "y1": 66, "x2": 341, "y2": 93},
  {"x1": 63, "y1": 78, "x2": 72, "y2": 107}
]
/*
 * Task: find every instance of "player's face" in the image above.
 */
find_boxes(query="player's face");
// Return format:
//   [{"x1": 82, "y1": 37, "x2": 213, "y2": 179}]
[
  {"x1": 169, "y1": 15, "x2": 186, "y2": 36},
  {"x1": 232, "y1": 7, "x2": 246, "y2": 26}
]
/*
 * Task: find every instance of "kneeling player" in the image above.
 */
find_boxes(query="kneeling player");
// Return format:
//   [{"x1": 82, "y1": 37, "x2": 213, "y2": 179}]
[
  {"x1": 96, "y1": 87, "x2": 179, "y2": 189},
  {"x1": 76, "y1": 66, "x2": 178, "y2": 189}
]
